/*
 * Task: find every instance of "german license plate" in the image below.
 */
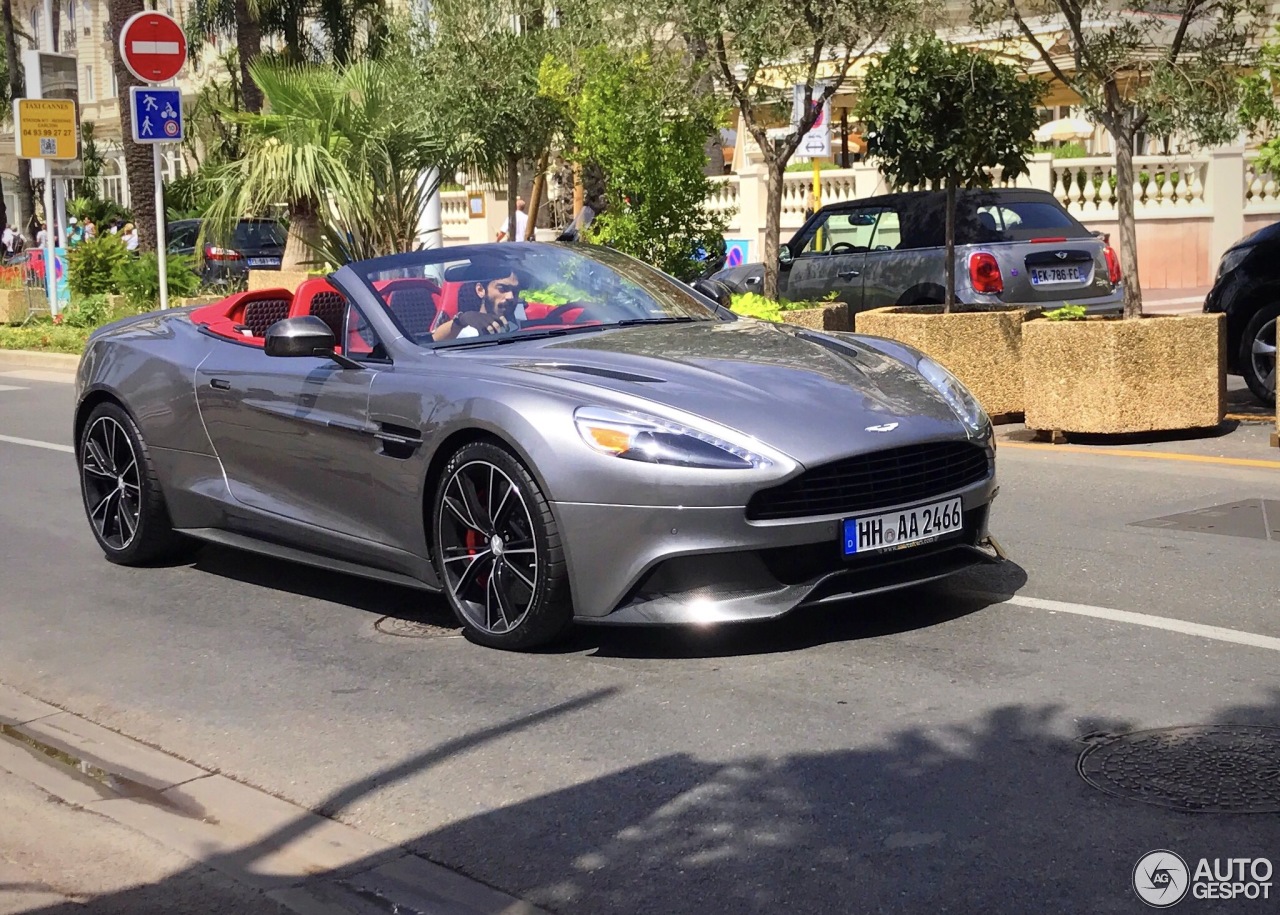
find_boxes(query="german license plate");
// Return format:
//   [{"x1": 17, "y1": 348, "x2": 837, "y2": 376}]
[
  {"x1": 842, "y1": 497, "x2": 963, "y2": 556},
  {"x1": 247, "y1": 257, "x2": 281, "y2": 267},
  {"x1": 1030, "y1": 265, "x2": 1084, "y2": 285}
]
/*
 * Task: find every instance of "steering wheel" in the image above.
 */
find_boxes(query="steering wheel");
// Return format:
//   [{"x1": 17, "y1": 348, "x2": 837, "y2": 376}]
[
  {"x1": 829, "y1": 242, "x2": 860, "y2": 255},
  {"x1": 537, "y1": 301, "x2": 608, "y2": 325}
]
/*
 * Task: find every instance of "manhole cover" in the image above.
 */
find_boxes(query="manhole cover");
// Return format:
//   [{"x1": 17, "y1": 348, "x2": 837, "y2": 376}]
[
  {"x1": 1078, "y1": 725, "x2": 1280, "y2": 813},
  {"x1": 373, "y1": 616, "x2": 460, "y2": 639},
  {"x1": 1131, "y1": 499, "x2": 1280, "y2": 542}
]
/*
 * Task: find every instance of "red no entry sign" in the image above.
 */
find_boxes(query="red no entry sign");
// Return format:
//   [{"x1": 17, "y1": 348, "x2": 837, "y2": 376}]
[{"x1": 118, "y1": 11, "x2": 187, "y2": 84}]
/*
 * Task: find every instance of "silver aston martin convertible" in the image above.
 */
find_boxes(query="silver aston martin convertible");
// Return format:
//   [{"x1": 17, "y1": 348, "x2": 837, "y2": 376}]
[{"x1": 74, "y1": 243, "x2": 1001, "y2": 649}]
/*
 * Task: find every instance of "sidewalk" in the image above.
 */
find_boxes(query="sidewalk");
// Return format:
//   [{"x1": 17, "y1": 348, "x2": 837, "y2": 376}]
[
  {"x1": 0, "y1": 682, "x2": 546, "y2": 915},
  {"x1": 1141, "y1": 285, "x2": 1210, "y2": 314},
  {"x1": 0, "y1": 764, "x2": 288, "y2": 915}
]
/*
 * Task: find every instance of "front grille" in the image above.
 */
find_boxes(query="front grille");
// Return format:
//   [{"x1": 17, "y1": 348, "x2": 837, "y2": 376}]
[{"x1": 747, "y1": 441, "x2": 990, "y2": 521}]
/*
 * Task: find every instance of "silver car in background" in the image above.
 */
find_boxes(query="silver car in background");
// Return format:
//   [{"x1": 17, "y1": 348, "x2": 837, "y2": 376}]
[{"x1": 713, "y1": 188, "x2": 1124, "y2": 316}]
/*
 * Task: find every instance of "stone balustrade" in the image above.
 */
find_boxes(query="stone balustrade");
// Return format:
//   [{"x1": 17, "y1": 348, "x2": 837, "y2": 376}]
[
  {"x1": 1244, "y1": 152, "x2": 1280, "y2": 214},
  {"x1": 1051, "y1": 156, "x2": 1210, "y2": 216}
]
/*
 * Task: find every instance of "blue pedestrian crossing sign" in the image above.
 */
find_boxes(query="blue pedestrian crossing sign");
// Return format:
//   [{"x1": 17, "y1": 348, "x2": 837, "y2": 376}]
[{"x1": 129, "y1": 86, "x2": 182, "y2": 143}]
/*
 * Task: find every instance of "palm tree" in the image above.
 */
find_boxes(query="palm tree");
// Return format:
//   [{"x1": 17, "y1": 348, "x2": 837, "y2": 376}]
[
  {"x1": 204, "y1": 58, "x2": 465, "y2": 269},
  {"x1": 107, "y1": 0, "x2": 158, "y2": 251}
]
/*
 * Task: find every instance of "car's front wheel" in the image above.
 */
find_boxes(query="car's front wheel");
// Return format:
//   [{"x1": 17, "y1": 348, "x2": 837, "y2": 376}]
[
  {"x1": 1240, "y1": 302, "x2": 1278, "y2": 405},
  {"x1": 431, "y1": 442, "x2": 573, "y2": 650},
  {"x1": 78, "y1": 401, "x2": 190, "y2": 564}
]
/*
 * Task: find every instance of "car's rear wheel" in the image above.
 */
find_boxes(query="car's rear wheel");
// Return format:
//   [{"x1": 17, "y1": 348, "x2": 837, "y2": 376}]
[
  {"x1": 79, "y1": 401, "x2": 190, "y2": 564},
  {"x1": 1239, "y1": 302, "x2": 1278, "y2": 405},
  {"x1": 431, "y1": 442, "x2": 573, "y2": 650}
]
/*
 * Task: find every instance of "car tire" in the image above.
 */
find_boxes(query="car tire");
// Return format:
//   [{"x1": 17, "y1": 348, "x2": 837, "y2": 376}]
[
  {"x1": 78, "y1": 401, "x2": 191, "y2": 565},
  {"x1": 1239, "y1": 302, "x2": 1279, "y2": 405},
  {"x1": 431, "y1": 442, "x2": 573, "y2": 650}
]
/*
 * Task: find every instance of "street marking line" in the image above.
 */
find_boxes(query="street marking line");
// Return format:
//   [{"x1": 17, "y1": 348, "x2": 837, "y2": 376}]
[
  {"x1": 0, "y1": 435, "x2": 73, "y2": 454},
  {"x1": 1001, "y1": 594, "x2": 1280, "y2": 653},
  {"x1": 1000, "y1": 440, "x2": 1280, "y2": 470},
  {"x1": 0, "y1": 384, "x2": 28, "y2": 392}
]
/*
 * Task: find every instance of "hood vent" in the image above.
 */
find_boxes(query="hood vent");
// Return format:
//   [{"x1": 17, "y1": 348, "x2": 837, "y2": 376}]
[{"x1": 522, "y1": 362, "x2": 665, "y2": 383}]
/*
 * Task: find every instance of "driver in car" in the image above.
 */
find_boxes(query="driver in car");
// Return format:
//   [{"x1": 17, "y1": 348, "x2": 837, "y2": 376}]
[{"x1": 432, "y1": 266, "x2": 527, "y2": 341}]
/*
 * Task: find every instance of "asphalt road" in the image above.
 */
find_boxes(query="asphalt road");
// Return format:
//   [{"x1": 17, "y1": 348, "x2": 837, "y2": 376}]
[{"x1": 1, "y1": 368, "x2": 1278, "y2": 914}]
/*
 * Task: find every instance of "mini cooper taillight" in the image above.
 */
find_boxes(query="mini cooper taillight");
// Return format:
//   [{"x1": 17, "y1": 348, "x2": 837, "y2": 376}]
[
  {"x1": 204, "y1": 244, "x2": 243, "y2": 261},
  {"x1": 968, "y1": 252, "x2": 1003, "y2": 295},
  {"x1": 1104, "y1": 245, "x2": 1122, "y2": 284}
]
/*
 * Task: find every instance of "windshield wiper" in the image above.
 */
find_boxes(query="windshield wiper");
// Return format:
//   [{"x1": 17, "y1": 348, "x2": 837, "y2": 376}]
[{"x1": 434, "y1": 324, "x2": 610, "y2": 349}]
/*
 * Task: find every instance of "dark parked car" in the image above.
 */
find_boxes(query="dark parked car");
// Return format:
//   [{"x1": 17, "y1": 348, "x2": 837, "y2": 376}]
[
  {"x1": 712, "y1": 188, "x2": 1124, "y2": 316},
  {"x1": 167, "y1": 218, "x2": 287, "y2": 286},
  {"x1": 1204, "y1": 222, "x2": 1279, "y2": 404}
]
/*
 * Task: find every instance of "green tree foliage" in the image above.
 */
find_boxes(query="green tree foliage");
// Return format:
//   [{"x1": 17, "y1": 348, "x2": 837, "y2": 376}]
[
  {"x1": 114, "y1": 253, "x2": 203, "y2": 310},
  {"x1": 205, "y1": 56, "x2": 464, "y2": 268},
  {"x1": 972, "y1": 0, "x2": 1265, "y2": 317},
  {"x1": 1240, "y1": 25, "x2": 1280, "y2": 175},
  {"x1": 546, "y1": 48, "x2": 728, "y2": 280},
  {"x1": 670, "y1": 0, "x2": 919, "y2": 299},
  {"x1": 410, "y1": 0, "x2": 571, "y2": 236},
  {"x1": 857, "y1": 35, "x2": 1042, "y2": 310}
]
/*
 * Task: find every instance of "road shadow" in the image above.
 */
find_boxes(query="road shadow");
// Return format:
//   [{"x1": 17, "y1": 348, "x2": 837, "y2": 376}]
[
  {"x1": 1003, "y1": 422, "x2": 1241, "y2": 447},
  {"x1": 187, "y1": 542, "x2": 1028, "y2": 660},
  {"x1": 553, "y1": 560, "x2": 1028, "y2": 660},
  {"x1": 14, "y1": 687, "x2": 1279, "y2": 914}
]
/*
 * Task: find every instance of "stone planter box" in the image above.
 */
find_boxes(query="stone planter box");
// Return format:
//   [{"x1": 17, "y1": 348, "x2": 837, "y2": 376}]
[
  {"x1": 249, "y1": 269, "x2": 313, "y2": 293},
  {"x1": 173, "y1": 294, "x2": 227, "y2": 309},
  {"x1": 1022, "y1": 312, "x2": 1225, "y2": 436},
  {"x1": 855, "y1": 305, "x2": 1027, "y2": 419},
  {"x1": 0, "y1": 288, "x2": 31, "y2": 323},
  {"x1": 780, "y1": 302, "x2": 851, "y2": 332}
]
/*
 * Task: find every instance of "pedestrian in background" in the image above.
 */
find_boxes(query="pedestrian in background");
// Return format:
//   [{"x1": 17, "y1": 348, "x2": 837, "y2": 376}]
[
  {"x1": 122, "y1": 223, "x2": 139, "y2": 253},
  {"x1": 496, "y1": 197, "x2": 529, "y2": 243}
]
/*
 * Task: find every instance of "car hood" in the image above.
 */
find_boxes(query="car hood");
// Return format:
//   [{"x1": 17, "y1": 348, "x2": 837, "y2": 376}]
[{"x1": 459, "y1": 319, "x2": 968, "y2": 464}]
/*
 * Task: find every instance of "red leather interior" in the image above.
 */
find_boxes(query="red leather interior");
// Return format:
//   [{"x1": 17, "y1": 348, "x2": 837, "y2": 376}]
[{"x1": 191, "y1": 288, "x2": 295, "y2": 345}]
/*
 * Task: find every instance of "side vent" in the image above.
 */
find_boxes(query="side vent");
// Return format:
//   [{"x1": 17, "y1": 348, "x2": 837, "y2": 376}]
[{"x1": 375, "y1": 422, "x2": 422, "y2": 460}]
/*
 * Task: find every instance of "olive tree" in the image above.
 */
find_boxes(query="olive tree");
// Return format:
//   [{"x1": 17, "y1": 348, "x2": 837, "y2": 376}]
[
  {"x1": 670, "y1": 0, "x2": 919, "y2": 299},
  {"x1": 973, "y1": 0, "x2": 1265, "y2": 318},
  {"x1": 857, "y1": 35, "x2": 1043, "y2": 311}
]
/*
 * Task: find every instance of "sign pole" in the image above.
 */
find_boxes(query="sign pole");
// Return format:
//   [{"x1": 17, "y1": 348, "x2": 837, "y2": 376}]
[
  {"x1": 42, "y1": 175, "x2": 56, "y2": 316},
  {"x1": 153, "y1": 144, "x2": 169, "y2": 310}
]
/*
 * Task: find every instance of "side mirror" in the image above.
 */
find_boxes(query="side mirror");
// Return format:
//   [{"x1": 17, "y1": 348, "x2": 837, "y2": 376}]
[
  {"x1": 779, "y1": 245, "x2": 794, "y2": 266},
  {"x1": 692, "y1": 278, "x2": 733, "y2": 310},
  {"x1": 264, "y1": 315, "x2": 337, "y2": 358}
]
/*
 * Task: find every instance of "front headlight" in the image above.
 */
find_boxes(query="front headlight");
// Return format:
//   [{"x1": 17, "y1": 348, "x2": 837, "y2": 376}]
[
  {"x1": 574, "y1": 406, "x2": 773, "y2": 469},
  {"x1": 917, "y1": 357, "x2": 990, "y2": 437}
]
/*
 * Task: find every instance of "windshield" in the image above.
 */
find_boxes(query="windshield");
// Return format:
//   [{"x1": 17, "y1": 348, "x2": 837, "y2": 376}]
[{"x1": 347, "y1": 243, "x2": 723, "y2": 348}]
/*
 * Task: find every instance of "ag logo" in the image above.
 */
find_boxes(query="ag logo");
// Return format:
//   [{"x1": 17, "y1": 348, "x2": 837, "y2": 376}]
[{"x1": 1134, "y1": 850, "x2": 1190, "y2": 907}]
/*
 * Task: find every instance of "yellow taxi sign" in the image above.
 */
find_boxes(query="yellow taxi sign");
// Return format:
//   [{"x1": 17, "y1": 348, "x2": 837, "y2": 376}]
[{"x1": 13, "y1": 98, "x2": 78, "y2": 160}]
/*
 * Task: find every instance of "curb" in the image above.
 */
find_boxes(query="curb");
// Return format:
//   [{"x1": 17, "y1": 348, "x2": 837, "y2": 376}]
[
  {"x1": 0, "y1": 681, "x2": 548, "y2": 915},
  {"x1": 0, "y1": 350, "x2": 81, "y2": 372}
]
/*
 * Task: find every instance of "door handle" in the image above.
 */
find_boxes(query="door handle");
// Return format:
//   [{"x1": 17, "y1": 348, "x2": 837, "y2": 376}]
[
  {"x1": 209, "y1": 378, "x2": 231, "y2": 390},
  {"x1": 837, "y1": 270, "x2": 860, "y2": 280}
]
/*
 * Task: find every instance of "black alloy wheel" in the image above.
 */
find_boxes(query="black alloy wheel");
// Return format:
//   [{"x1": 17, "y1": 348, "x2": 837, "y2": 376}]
[
  {"x1": 1240, "y1": 302, "x2": 1278, "y2": 405},
  {"x1": 432, "y1": 442, "x2": 573, "y2": 650},
  {"x1": 79, "y1": 402, "x2": 189, "y2": 564}
]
